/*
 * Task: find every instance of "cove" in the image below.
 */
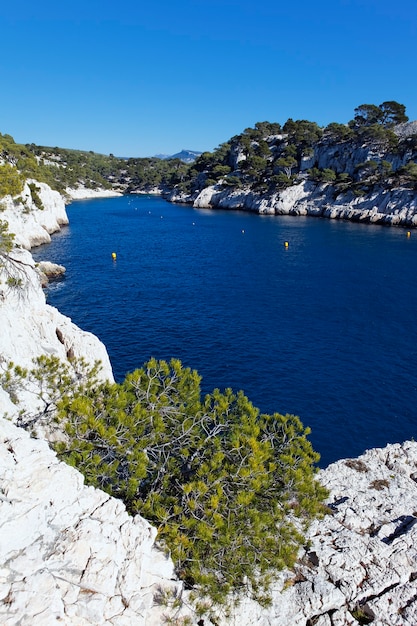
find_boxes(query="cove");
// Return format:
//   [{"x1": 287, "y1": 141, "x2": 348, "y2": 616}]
[{"x1": 33, "y1": 194, "x2": 417, "y2": 467}]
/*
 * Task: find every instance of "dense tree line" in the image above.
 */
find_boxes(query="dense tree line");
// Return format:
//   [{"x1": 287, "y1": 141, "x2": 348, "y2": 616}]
[
  {"x1": 176, "y1": 101, "x2": 417, "y2": 197},
  {"x1": 24, "y1": 144, "x2": 190, "y2": 193}
]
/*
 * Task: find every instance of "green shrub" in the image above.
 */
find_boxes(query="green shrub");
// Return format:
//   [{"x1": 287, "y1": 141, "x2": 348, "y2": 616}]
[
  {"x1": 0, "y1": 164, "x2": 24, "y2": 198},
  {"x1": 6, "y1": 356, "x2": 328, "y2": 608},
  {"x1": 0, "y1": 220, "x2": 15, "y2": 257},
  {"x1": 6, "y1": 276, "x2": 23, "y2": 288},
  {"x1": 28, "y1": 183, "x2": 44, "y2": 210}
]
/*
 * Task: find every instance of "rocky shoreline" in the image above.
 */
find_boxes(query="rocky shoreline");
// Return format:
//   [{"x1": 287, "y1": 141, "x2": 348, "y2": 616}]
[
  {"x1": 1, "y1": 183, "x2": 416, "y2": 624},
  {"x1": 167, "y1": 180, "x2": 417, "y2": 228}
]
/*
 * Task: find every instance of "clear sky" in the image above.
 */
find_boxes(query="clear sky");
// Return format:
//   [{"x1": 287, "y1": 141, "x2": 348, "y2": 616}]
[{"x1": 2, "y1": 0, "x2": 416, "y2": 157}]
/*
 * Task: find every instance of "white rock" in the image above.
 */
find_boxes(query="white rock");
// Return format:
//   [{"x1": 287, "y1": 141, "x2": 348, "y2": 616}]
[
  {"x1": 0, "y1": 417, "x2": 186, "y2": 626},
  {"x1": 190, "y1": 179, "x2": 417, "y2": 228},
  {"x1": 0, "y1": 181, "x2": 68, "y2": 249},
  {"x1": 65, "y1": 187, "x2": 123, "y2": 200}
]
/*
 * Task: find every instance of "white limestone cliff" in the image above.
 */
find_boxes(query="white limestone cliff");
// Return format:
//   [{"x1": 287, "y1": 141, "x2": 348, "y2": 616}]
[
  {"x1": 169, "y1": 121, "x2": 417, "y2": 227},
  {"x1": 0, "y1": 183, "x2": 113, "y2": 421},
  {"x1": 0, "y1": 416, "x2": 185, "y2": 626},
  {"x1": 190, "y1": 181, "x2": 417, "y2": 227},
  {"x1": 0, "y1": 181, "x2": 69, "y2": 249},
  {"x1": 65, "y1": 186, "x2": 123, "y2": 201},
  {"x1": 1, "y1": 182, "x2": 417, "y2": 625}
]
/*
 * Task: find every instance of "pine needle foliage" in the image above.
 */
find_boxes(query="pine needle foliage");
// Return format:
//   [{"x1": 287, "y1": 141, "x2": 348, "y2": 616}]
[
  {"x1": 7, "y1": 356, "x2": 328, "y2": 607},
  {"x1": 0, "y1": 163, "x2": 24, "y2": 198},
  {"x1": 0, "y1": 219, "x2": 15, "y2": 258}
]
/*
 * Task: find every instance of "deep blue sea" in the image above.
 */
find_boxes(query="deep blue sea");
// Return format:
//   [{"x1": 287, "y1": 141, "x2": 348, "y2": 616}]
[{"x1": 33, "y1": 195, "x2": 417, "y2": 467}]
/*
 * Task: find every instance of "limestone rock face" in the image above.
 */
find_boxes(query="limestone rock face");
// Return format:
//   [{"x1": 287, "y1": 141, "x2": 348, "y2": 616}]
[
  {"x1": 0, "y1": 184, "x2": 114, "y2": 422},
  {"x1": 36, "y1": 261, "x2": 66, "y2": 287},
  {"x1": 0, "y1": 181, "x2": 68, "y2": 249},
  {"x1": 0, "y1": 417, "x2": 183, "y2": 626},
  {"x1": 225, "y1": 441, "x2": 417, "y2": 625},
  {"x1": 192, "y1": 181, "x2": 417, "y2": 227}
]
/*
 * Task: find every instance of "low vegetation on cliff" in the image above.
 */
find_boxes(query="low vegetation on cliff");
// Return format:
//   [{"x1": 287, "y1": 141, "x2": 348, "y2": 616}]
[{"x1": 3, "y1": 356, "x2": 328, "y2": 609}]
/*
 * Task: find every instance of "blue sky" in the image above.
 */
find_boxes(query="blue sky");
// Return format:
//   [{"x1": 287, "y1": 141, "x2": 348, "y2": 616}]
[{"x1": 2, "y1": 0, "x2": 416, "y2": 157}]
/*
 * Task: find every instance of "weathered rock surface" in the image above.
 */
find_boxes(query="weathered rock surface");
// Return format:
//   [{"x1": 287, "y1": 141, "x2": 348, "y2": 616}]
[
  {"x1": 0, "y1": 181, "x2": 68, "y2": 249},
  {"x1": 36, "y1": 260, "x2": 66, "y2": 287},
  {"x1": 187, "y1": 181, "x2": 417, "y2": 227},
  {"x1": 225, "y1": 442, "x2": 417, "y2": 625},
  {"x1": 0, "y1": 416, "x2": 184, "y2": 626},
  {"x1": 1, "y1": 418, "x2": 416, "y2": 625}
]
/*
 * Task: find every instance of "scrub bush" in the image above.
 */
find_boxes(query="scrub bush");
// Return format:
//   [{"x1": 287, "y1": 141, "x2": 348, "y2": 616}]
[{"x1": 5, "y1": 356, "x2": 328, "y2": 608}]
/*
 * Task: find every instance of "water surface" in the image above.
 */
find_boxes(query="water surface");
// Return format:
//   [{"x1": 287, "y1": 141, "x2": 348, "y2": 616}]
[{"x1": 33, "y1": 195, "x2": 417, "y2": 466}]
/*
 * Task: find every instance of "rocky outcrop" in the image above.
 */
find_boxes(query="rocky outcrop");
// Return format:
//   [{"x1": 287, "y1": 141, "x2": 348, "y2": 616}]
[
  {"x1": 36, "y1": 261, "x2": 66, "y2": 287},
  {"x1": 1, "y1": 416, "x2": 416, "y2": 625},
  {"x1": 0, "y1": 181, "x2": 68, "y2": 249},
  {"x1": 189, "y1": 181, "x2": 417, "y2": 227},
  {"x1": 227, "y1": 441, "x2": 417, "y2": 625},
  {"x1": 0, "y1": 416, "x2": 186, "y2": 626},
  {"x1": 0, "y1": 185, "x2": 114, "y2": 422},
  {"x1": 168, "y1": 121, "x2": 417, "y2": 227}
]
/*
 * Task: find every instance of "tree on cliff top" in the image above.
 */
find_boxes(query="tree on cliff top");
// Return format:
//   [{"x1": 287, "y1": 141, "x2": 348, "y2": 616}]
[
  {"x1": 5, "y1": 356, "x2": 328, "y2": 610},
  {"x1": 349, "y1": 101, "x2": 409, "y2": 128}
]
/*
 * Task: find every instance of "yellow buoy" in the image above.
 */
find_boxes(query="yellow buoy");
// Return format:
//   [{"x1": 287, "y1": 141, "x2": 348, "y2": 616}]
[
  {"x1": 284, "y1": 241, "x2": 289, "y2": 248},
  {"x1": 111, "y1": 252, "x2": 117, "y2": 260},
  {"x1": 407, "y1": 231, "x2": 411, "y2": 238}
]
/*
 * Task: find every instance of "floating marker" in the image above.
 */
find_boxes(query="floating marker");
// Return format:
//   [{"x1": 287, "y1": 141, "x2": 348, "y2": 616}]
[
  {"x1": 284, "y1": 241, "x2": 289, "y2": 248},
  {"x1": 241, "y1": 229, "x2": 245, "y2": 234},
  {"x1": 407, "y1": 231, "x2": 411, "y2": 237},
  {"x1": 111, "y1": 252, "x2": 117, "y2": 260}
]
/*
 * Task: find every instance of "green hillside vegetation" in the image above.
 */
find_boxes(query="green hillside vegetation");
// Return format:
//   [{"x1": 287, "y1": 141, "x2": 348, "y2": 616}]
[
  {"x1": 3, "y1": 356, "x2": 328, "y2": 610},
  {"x1": 1, "y1": 133, "x2": 188, "y2": 194},
  {"x1": 25, "y1": 144, "x2": 190, "y2": 193},
  {"x1": 176, "y1": 101, "x2": 417, "y2": 197},
  {"x1": 1, "y1": 101, "x2": 416, "y2": 202},
  {"x1": 0, "y1": 133, "x2": 57, "y2": 190}
]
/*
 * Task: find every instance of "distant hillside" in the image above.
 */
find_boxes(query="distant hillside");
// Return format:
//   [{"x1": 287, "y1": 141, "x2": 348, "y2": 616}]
[{"x1": 0, "y1": 137, "x2": 191, "y2": 195}]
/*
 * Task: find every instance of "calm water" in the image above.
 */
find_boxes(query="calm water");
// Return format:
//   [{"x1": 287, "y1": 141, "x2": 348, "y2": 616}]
[{"x1": 33, "y1": 195, "x2": 417, "y2": 467}]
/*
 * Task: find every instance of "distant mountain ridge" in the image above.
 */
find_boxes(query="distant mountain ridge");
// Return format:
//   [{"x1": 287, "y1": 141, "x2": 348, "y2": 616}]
[{"x1": 154, "y1": 149, "x2": 202, "y2": 163}]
